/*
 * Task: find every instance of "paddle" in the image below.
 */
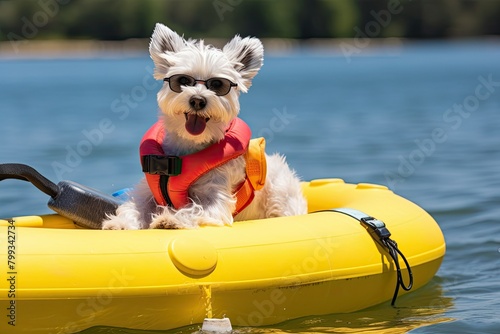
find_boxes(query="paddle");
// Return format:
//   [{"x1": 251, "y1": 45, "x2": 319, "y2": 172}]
[{"x1": 0, "y1": 163, "x2": 119, "y2": 229}]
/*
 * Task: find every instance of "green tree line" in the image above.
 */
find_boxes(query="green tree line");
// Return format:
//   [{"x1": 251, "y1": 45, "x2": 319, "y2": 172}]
[{"x1": 1, "y1": 0, "x2": 499, "y2": 42}]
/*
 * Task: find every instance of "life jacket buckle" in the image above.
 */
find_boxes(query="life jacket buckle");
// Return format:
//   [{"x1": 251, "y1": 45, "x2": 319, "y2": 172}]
[{"x1": 142, "y1": 155, "x2": 182, "y2": 176}]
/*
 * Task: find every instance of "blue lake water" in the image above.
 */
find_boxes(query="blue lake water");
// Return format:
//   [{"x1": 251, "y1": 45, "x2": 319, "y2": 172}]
[{"x1": 1, "y1": 40, "x2": 500, "y2": 333}]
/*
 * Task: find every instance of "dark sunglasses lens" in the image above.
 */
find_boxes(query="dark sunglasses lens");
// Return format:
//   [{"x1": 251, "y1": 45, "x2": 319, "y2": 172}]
[
  {"x1": 170, "y1": 75, "x2": 195, "y2": 92},
  {"x1": 207, "y1": 78, "x2": 231, "y2": 95}
]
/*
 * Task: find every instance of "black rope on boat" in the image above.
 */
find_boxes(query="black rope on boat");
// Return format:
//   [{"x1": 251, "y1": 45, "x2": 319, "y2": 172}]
[
  {"x1": 381, "y1": 238, "x2": 413, "y2": 306},
  {"x1": 315, "y1": 208, "x2": 414, "y2": 306},
  {"x1": 358, "y1": 215, "x2": 414, "y2": 306}
]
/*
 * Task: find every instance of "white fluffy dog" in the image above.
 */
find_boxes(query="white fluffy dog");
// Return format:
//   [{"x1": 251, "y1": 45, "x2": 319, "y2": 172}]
[{"x1": 102, "y1": 23, "x2": 307, "y2": 230}]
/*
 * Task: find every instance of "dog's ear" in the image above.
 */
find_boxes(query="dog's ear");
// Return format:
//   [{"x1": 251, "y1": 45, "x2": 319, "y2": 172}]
[
  {"x1": 223, "y1": 36, "x2": 264, "y2": 92},
  {"x1": 149, "y1": 23, "x2": 185, "y2": 80}
]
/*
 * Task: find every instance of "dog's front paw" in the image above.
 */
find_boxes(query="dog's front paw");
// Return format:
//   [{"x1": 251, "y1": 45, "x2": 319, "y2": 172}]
[
  {"x1": 102, "y1": 220, "x2": 126, "y2": 230},
  {"x1": 102, "y1": 217, "x2": 137, "y2": 230},
  {"x1": 150, "y1": 215, "x2": 182, "y2": 229}
]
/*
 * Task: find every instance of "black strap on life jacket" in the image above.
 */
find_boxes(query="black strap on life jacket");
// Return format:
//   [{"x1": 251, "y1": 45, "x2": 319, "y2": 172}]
[
  {"x1": 0, "y1": 163, "x2": 119, "y2": 229},
  {"x1": 314, "y1": 208, "x2": 413, "y2": 306}
]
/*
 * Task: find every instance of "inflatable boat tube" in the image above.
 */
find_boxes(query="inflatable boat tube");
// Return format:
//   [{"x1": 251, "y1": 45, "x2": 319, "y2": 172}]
[{"x1": 0, "y1": 178, "x2": 445, "y2": 333}]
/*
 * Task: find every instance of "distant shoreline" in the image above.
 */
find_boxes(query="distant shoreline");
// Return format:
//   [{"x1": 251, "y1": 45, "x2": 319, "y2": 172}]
[
  {"x1": 1, "y1": 37, "x2": 499, "y2": 60},
  {"x1": 0, "y1": 39, "x2": 149, "y2": 59}
]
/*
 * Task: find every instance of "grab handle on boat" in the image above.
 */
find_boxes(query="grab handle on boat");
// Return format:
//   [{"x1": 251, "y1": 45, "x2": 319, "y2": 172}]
[
  {"x1": 0, "y1": 163, "x2": 59, "y2": 197},
  {"x1": 0, "y1": 163, "x2": 119, "y2": 229}
]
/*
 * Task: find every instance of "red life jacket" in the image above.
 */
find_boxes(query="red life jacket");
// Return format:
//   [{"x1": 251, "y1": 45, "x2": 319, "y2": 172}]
[{"x1": 140, "y1": 118, "x2": 266, "y2": 216}]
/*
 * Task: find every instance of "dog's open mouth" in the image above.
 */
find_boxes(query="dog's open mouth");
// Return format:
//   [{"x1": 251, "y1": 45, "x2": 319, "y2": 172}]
[{"x1": 184, "y1": 113, "x2": 210, "y2": 136}]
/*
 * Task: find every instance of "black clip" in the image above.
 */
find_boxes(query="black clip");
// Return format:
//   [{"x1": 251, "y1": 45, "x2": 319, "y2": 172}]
[
  {"x1": 360, "y1": 216, "x2": 392, "y2": 240},
  {"x1": 141, "y1": 155, "x2": 182, "y2": 176},
  {"x1": 324, "y1": 208, "x2": 413, "y2": 306}
]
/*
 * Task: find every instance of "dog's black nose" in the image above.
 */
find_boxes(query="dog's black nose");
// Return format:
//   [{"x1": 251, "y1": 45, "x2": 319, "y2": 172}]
[{"x1": 189, "y1": 96, "x2": 207, "y2": 111}]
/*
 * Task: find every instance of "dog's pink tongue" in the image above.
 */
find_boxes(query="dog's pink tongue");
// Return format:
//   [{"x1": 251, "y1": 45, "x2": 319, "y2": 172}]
[{"x1": 185, "y1": 114, "x2": 207, "y2": 136}]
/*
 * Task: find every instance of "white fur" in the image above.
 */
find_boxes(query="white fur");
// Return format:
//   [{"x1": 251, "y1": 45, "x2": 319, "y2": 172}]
[{"x1": 102, "y1": 23, "x2": 307, "y2": 230}]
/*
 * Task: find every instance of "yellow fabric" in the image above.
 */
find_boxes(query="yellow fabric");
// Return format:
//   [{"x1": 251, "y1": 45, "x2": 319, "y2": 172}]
[{"x1": 245, "y1": 137, "x2": 267, "y2": 190}]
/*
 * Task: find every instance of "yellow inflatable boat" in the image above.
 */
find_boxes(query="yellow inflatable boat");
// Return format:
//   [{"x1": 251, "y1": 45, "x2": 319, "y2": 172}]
[{"x1": 0, "y1": 175, "x2": 445, "y2": 333}]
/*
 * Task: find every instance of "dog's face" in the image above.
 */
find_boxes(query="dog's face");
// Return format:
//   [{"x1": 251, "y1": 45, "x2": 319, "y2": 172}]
[{"x1": 149, "y1": 23, "x2": 264, "y2": 147}]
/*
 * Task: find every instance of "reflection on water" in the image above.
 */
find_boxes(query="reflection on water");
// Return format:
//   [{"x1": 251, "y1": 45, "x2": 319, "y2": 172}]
[
  {"x1": 77, "y1": 278, "x2": 453, "y2": 334},
  {"x1": 236, "y1": 279, "x2": 454, "y2": 334}
]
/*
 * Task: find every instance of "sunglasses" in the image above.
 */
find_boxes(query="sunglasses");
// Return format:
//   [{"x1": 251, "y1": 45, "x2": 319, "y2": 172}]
[{"x1": 164, "y1": 74, "x2": 238, "y2": 96}]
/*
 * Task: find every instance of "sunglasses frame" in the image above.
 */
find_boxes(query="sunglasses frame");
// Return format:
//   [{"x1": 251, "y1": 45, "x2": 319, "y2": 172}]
[{"x1": 164, "y1": 74, "x2": 238, "y2": 96}]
